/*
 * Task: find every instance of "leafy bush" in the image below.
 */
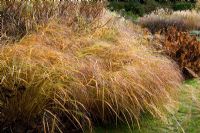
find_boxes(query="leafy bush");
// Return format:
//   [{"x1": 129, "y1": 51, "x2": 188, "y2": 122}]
[
  {"x1": 143, "y1": 0, "x2": 161, "y2": 13},
  {"x1": 107, "y1": 1, "x2": 125, "y2": 11},
  {"x1": 172, "y1": 2, "x2": 195, "y2": 11},
  {"x1": 158, "y1": 27, "x2": 200, "y2": 78},
  {"x1": 124, "y1": 2, "x2": 145, "y2": 16},
  {"x1": 108, "y1": 0, "x2": 197, "y2": 18},
  {"x1": 108, "y1": 0, "x2": 162, "y2": 16},
  {"x1": 108, "y1": 1, "x2": 145, "y2": 16}
]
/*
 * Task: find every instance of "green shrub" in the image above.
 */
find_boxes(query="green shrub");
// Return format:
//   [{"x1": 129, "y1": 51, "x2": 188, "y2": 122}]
[
  {"x1": 108, "y1": 1, "x2": 145, "y2": 16},
  {"x1": 124, "y1": 2, "x2": 145, "y2": 16},
  {"x1": 108, "y1": 1, "x2": 197, "y2": 18},
  {"x1": 143, "y1": 0, "x2": 160, "y2": 13},
  {"x1": 107, "y1": 1, "x2": 125, "y2": 11},
  {"x1": 172, "y1": 2, "x2": 195, "y2": 11}
]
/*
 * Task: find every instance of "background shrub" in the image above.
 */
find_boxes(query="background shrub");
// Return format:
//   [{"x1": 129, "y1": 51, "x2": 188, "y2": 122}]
[
  {"x1": 124, "y1": 2, "x2": 145, "y2": 16},
  {"x1": 143, "y1": 0, "x2": 161, "y2": 13},
  {"x1": 172, "y1": 2, "x2": 195, "y2": 11},
  {"x1": 108, "y1": 1, "x2": 145, "y2": 16},
  {"x1": 158, "y1": 27, "x2": 200, "y2": 78},
  {"x1": 108, "y1": 0, "x2": 197, "y2": 17},
  {"x1": 107, "y1": 1, "x2": 125, "y2": 11}
]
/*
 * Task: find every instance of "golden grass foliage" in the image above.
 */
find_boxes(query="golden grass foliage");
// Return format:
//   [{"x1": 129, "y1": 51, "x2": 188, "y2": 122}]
[
  {"x1": 196, "y1": 0, "x2": 200, "y2": 10},
  {"x1": 1, "y1": 0, "x2": 104, "y2": 44},
  {"x1": 0, "y1": 11, "x2": 183, "y2": 132}
]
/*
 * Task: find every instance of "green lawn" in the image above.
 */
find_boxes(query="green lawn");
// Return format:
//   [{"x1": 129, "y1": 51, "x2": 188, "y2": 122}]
[{"x1": 93, "y1": 79, "x2": 200, "y2": 133}]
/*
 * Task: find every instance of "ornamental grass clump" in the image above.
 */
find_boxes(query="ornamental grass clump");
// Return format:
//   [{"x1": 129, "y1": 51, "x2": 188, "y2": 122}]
[
  {"x1": 0, "y1": 0, "x2": 104, "y2": 44},
  {"x1": 0, "y1": 2, "x2": 183, "y2": 133},
  {"x1": 0, "y1": 0, "x2": 182, "y2": 133},
  {"x1": 139, "y1": 9, "x2": 200, "y2": 33}
]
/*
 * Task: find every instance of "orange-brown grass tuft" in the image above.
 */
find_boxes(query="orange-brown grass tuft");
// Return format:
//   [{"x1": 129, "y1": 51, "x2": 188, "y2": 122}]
[{"x1": 0, "y1": 11, "x2": 183, "y2": 132}]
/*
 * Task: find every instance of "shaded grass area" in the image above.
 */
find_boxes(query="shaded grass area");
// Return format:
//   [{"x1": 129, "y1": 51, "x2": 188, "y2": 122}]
[{"x1": 93, "y1": 79, "x2": 200, "y2": 133}]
